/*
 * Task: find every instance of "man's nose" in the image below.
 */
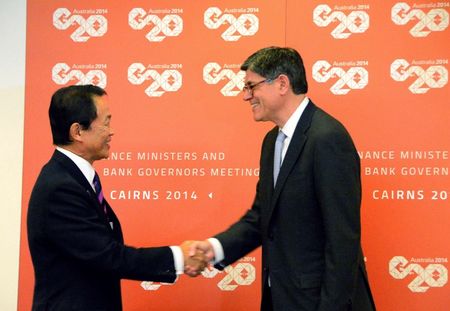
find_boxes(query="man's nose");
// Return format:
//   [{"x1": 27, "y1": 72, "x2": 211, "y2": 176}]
[{"x1": 242, "y1": 90, "x2": 252, "y2": 101}]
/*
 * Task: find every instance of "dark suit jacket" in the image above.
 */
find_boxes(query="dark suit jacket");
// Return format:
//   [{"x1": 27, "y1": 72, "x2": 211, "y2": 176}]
[
  {"x1": 27, "y1": 150, "x2": 176, "y2": 311},
  {"x1": 214, "y1": 101, "x2": 376, "y2": 311}
]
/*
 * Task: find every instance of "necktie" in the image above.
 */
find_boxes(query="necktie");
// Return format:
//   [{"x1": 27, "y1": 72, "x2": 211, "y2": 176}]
[
  {"x1": 273, "y1": 131, "x2": 286, "y2": 185},
  {"x1": 93, "y1": 173, "x2": 112, "y2": 228}
]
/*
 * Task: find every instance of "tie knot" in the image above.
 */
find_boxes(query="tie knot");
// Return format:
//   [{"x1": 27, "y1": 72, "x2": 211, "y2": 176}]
[{"x1": 276, "y1": 131, "x2": 286, "y2": 142}]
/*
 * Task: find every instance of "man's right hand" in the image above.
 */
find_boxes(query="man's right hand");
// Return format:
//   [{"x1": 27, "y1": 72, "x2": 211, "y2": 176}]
[{"x1": 180, "y1": 240, "x2": 212, "y2": 277}]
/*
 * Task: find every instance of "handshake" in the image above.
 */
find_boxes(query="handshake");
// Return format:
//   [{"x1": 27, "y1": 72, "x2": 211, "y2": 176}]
[{"x1": 180, "y1": 240, "x2": 215, "y2": 277}]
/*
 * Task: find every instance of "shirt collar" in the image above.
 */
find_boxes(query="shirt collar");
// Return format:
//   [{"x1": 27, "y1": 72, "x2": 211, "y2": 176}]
[
  {"x1": 56, "y1": 146, "x2": 96, "y2": 187},
  {"x1": 279, "y1": 96, "x2": 309, "y2": 138}
]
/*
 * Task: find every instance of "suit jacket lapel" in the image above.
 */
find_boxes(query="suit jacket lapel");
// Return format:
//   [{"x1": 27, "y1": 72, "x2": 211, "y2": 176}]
[
  {"x1": 53, "y1": 150, "x2": 94, "y2": 192},
  {"x1": 267, "y1": 102, "x2": 317, "y2": 221},
  {"x1": 52, "y1": 150, "x2": 115, "y2": 229}
]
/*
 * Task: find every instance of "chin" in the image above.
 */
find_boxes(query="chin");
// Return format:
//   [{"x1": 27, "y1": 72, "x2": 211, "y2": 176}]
[
  {"x1": 252, "y1": 115, "x2": 264, "y2": 122},
  {"x1": 99, "y1": 151, "x2": 110, "y2": 160}
]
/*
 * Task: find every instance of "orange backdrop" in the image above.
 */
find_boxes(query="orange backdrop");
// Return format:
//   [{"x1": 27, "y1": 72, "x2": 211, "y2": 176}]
[{"x1": 18, "y1": 1, "x2": 449, "y2": 310}]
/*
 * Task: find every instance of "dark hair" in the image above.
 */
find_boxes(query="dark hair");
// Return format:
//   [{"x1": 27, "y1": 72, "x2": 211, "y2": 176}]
[
  {"x1": 49, "y1": 84, "x2": 107, "y2": 145},
  {"x1": 240, "y1": 46, "x2": 308, "y2": 94}
]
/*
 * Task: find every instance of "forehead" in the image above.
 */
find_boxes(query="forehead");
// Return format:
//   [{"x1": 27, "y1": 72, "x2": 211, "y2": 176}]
[
  {"x1": 244, "y1": 70, "x2": 264, "y2": 83},
  {"x1": 92, "y1": 95, "x2": 110, "y2": 118}
]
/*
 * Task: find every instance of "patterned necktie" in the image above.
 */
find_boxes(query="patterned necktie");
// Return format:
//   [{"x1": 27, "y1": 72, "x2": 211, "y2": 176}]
[
  {"x1": 93, "y1": 173, "x2": 108, "y2": 217},
  {"x1": 273, "y1": 131, "x2": 287, "y2": 185}
]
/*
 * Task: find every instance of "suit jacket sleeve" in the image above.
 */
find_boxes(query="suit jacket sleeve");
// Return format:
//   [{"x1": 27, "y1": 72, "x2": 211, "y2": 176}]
[
  {"x1": 35, "y1": 173, "x2": 176, "y2": 283},
  {"x1": 213, "y1": 188, "x2": 262, "y2": 269},
  {"x1": 212, "y1": 133, "x2": 273, "y2": 269}
]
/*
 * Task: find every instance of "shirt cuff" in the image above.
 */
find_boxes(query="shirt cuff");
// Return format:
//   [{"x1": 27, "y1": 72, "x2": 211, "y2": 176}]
[
  {"x1": 207, "y1": 238, "x2": 224, "y2": 264},
  {"x1": 169, "y1": 246, "x2": 184, "y2": 275}
]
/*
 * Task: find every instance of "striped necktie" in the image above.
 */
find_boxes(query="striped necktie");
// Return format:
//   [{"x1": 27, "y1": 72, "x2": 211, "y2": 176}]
[{"x1": 93, "y1": 173, "x2": 111, "y2": 228}]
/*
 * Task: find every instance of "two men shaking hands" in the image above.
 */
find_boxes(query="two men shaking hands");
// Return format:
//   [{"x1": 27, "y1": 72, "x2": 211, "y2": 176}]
[{"x1": 180, "y1": 240, "x2": 214, "y2": 277}]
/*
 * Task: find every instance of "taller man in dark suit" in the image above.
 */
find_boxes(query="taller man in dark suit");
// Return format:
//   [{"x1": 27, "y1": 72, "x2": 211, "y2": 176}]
[
  {"x1": 27, "y1": 85, "x2": 204, "y2": 311},
  {"x1": 189, "y1": 47, "x2": 376, "y2": 311}
]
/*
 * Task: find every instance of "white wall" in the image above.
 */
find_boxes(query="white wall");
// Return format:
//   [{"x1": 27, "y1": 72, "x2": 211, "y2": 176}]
[{"x1": 0, "y1": 0, "x2": 26, "y2": 310}]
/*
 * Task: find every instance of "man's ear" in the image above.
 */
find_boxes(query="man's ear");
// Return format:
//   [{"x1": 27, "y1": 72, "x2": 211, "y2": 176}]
[
  {"x1": 278, "y1": 74, "x2": 290, "y2": 95},
  {"x1": 69, "y1": 123, "x2": 83, "y2": 143}
]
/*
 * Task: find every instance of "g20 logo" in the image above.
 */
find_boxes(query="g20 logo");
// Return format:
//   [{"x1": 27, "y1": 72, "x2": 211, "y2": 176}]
[
  {"x1": 201, "y1": 263, "x2": 256, "y2": 291},
  {"x1": 391, "y1": 59, "x2": 448, "y2": 94},
  {"x1": 129, "y1": 8, "x2": 183, "y2": 42},
  {"x1": 204, "y1": 7, "x2": 259, "y2": 41},
  {"x1": 53, "y1": 8, "x2": 107, "y2": 42},
  {"x1": 141, "y1": 261, "x2": 256, "y2": 291},
  {"x1": 389, "y1": 256, "x2": 448, "y2": 292},
  {"x1": 52, "y1": 63, "x2": 107, "y2": 88},
  {"x1": 312, "y1": 60, "x2": 369, "y2": 95},
  {"x1": 128, "y1": 63, "x2": 182, "y2": 97},
  {"x1": 203, "y1": 63, "x2": 245, "y2": 97},
  {"x1": 313, "y1": 4, "x2": 370, "y2": 39},
  {"x1": 391, "y1": 2, "x2": 449, "y2": 37}
]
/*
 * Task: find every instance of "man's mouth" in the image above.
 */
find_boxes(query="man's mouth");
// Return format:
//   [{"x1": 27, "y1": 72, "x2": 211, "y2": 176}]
[{"x1": 251, "y1": 102, "x2": 259, "y2": 109}]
